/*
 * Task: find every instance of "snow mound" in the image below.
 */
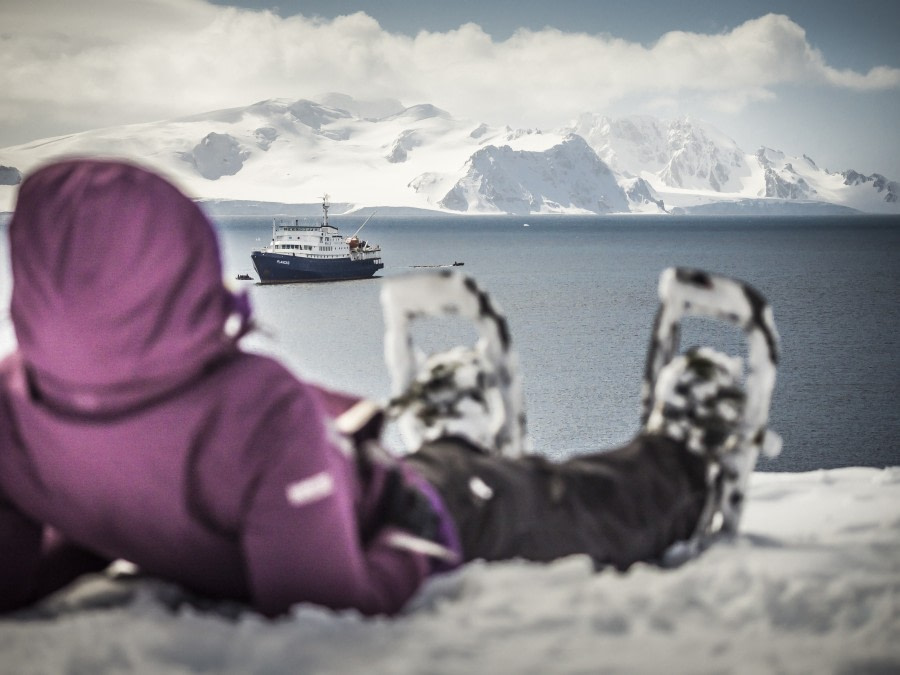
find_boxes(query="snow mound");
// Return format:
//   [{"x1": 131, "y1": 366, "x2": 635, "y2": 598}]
[{"x1": 2, "y1": 468, "x2": 898, "y2": 674}]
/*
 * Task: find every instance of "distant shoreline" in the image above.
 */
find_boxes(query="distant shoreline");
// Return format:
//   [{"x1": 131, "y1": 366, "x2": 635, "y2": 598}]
[
  {"x1": 195, "y1": 198, "x2": 867, "y2": 218},
  {"x1": 4, "y1": 199, "x2": 898, "y2": 221}
]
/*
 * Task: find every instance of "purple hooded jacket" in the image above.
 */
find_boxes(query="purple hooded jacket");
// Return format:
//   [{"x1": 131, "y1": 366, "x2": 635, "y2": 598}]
[{"x1": 0, "y1": 159, "x2": 454, "y2": 616}]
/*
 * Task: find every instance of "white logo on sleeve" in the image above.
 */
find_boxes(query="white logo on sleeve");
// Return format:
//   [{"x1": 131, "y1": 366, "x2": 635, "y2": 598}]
[{"x1": 285, "y1": 471, "x2": 335, "y2": 507}]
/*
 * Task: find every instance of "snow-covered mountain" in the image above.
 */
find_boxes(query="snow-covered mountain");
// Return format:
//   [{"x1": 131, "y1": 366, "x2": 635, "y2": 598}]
[
  {"x1": 426, "y1": 135, "x2": 629, "y2": 215},
  {"x1": 0, "y1": 96, "x2": 897, "y2": 215},
  {"x1": 568, "y1": 114, "x2": 899, "y2": 215},
  {"x1": 571, "y1": 114, "x2": 754, "y2": 194},
  {"x1": 752, "y1": 147, "x2": 899, "y2": 212}
]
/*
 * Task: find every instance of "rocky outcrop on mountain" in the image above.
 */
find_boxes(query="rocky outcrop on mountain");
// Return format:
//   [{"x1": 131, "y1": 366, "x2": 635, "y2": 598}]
[
  {"x1": 873, "y1": 176, "x2": 900, "y2": 203},
  {"x1": 182, "y1": 133, "x2": 250, "y2": 180},
  {"x1": 756, "y1": 148, "x2": 814, "y2": 198},
  {"x1": 437, "y1": 135, "x2": 628, "y2": 215},
  {"x1": 622, "y1": 176, "x2": 666, "y2": 212},
  {"x1": 386, "y1": 130, "x2": 423, "y2": 163},
  {"x1": 285, "y1": 100, "x2": 350, "y2": 130},
  {"x1": 763, "y1": 168, "x2": 814, "y2": 199},
  {"x1": 0, "y1": 166, "x2": 21, "y2": 186},
  {"x1": 254, "y1": 127, "x2": 278, "y2": 151},
  {"x1": 764, "y1": 168, "x2": 814, "y2": 199},
  {"x1": 469, "y1": 123, "x2": 490, "y2": 140},
  {"x1": 571, "y1": 115, "x2": 668, "y2": 172},
  {"x1": 843, "y1": 170, "x2": 899, "y2": 203},
  {"x1": 657, "y1": 119, "x2": 749, "y2": 192}
]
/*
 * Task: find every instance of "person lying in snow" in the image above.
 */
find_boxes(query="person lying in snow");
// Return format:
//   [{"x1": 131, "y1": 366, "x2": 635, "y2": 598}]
[{"x1": 0, "y1": 160, "x2": 781, "y2": 618}]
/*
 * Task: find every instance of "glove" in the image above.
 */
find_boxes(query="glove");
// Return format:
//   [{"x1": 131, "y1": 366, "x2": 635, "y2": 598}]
[{"x1": 377, "y1": 467, "x2": 440, "y2": 543}]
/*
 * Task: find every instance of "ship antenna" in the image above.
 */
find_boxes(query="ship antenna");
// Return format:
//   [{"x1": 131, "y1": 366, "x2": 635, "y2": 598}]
[{"x1": 351, "y1": 210, "x2": 378, "y2": 238}]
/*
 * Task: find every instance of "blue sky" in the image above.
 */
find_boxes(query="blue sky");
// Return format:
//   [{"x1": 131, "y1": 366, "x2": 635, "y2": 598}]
[
  {"x1": 212, "y1": 0, "x2": 898, "y2": 71},
  {"x1": 2, "y1": 0, "x2": 899, "y2": 177}
]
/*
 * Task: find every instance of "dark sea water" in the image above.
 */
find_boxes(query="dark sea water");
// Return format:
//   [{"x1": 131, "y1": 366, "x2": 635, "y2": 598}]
[
  {"x1": 209, "y1": 214, "x2": 900, "y2": 472},
  {"x1": 2, "y1": 215, "x2": 898, "y2": 471}
]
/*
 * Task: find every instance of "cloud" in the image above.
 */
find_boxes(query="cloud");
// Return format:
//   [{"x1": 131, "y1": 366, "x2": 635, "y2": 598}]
[
  {"x1": 823, "y1": 65, "x2": 900, "y2": 90},
  {"x1": 0, "y1": 2, "x2": 897, "y2": 144}
]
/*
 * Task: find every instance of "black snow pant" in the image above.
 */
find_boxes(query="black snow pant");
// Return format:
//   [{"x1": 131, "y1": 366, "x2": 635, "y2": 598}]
[{"x1": 405, "y1": 434, "x2": 708, "y2": 570}]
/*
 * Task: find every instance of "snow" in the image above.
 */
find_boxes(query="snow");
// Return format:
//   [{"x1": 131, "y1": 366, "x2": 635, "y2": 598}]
[
  {"x1": 571, "y1": 114, "x2": 753, "y2": 194},
  {"x1": 437, "y1": 135, "x2": 628, "y2": 214},
  {"x1": 2, "y1": 468, "x2": 898, "y2": 673},
  {"x1": 569, "y1": 113, "x2": 900, "y2": 214},
  {"x1": 752, "y1": 148, "x2": 900, "y2": 214},
  {"x1": 1, "y1": 95, "x2": 898, "y2": 215}
]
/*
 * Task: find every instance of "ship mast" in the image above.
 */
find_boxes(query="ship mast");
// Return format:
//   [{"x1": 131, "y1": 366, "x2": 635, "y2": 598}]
[{"x1": 321, "y1": 194, "x2": 330, "y2": 228}]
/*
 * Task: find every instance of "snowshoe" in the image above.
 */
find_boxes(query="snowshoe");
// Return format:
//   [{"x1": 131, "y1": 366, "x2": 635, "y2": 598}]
[
  {"x1": 642, "y1": 267, "x2": 781, "y2": 547},
  {"x1": 381, "y1": 269, "x2": 528, "y2": 457}
]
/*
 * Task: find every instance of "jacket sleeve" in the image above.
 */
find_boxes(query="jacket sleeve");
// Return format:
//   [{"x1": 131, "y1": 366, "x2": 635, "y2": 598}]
[
  {"x1": 240, "y1": 391, "x2": 432, "y2": 618},
  {"x1": 0, "y1": 356, "x2": 111, "y2": 613}
]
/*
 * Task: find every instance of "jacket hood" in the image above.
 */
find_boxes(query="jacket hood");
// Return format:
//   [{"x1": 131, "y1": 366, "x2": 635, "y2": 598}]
[{"x1": 9, "y1": 159, "x2": 249, "y2": 415}]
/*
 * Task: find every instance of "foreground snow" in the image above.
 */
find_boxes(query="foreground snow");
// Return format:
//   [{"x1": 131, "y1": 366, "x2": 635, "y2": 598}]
[{"x1": 2, "y1": 467, "x2": 898, "y2": 674}]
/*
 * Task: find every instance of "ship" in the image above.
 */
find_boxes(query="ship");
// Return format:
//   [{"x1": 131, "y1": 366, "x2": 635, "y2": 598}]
[{"x1": 251, "y1": 196, "x2": 384, "y2": 283}]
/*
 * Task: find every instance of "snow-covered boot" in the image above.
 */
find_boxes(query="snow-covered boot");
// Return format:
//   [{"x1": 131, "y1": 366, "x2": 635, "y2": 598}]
[
  {"x1": 642, "y1": 268, "x2": 781, "y2": 554},
  {"x1": 381, "y1": 270, "x2": 528, "y2": 457}
]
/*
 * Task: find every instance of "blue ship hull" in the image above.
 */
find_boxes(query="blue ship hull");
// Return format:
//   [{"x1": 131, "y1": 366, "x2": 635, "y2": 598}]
[{"x1": 251, "y1": 251, "x2": 383, "y2": 283}]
